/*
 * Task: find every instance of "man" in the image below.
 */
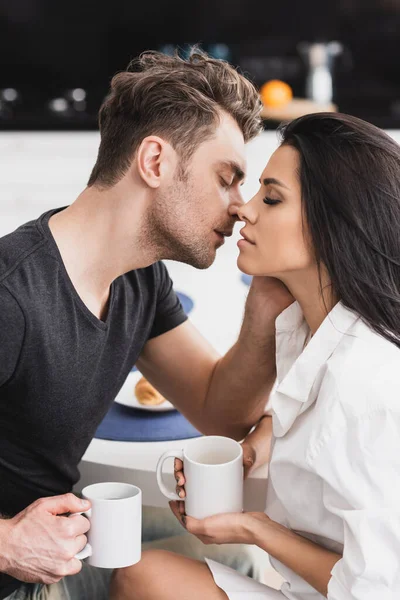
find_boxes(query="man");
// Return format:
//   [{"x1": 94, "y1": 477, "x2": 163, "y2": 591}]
[{"x1": 0, "y1": 49, "x2": 292, "y2": 599}]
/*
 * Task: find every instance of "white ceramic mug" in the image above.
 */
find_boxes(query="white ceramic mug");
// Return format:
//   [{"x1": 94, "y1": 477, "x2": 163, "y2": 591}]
[
  {"x1": 156, "y1": 436, "x2": 243, "y2": 520},
  {"x1": 73, "y1": 482, "x2": 142, "y2": 568}
]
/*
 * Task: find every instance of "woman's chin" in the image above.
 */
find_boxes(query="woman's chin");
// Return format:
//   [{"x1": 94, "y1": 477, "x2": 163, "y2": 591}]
[{"x1": 237, "y1": 258, "x2": 255, "y2": 276}]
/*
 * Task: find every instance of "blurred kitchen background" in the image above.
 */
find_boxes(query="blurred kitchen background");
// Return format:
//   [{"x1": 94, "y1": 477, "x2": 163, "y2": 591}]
[
  {"x1": 2, "y1": 0, "x2": 400, "y2": 129},
  {"x1": 2, "y1": 0, "x2": 400, "y2": 351},
  {"x1": 2, "y1": 0, "x2": 400, "y2": 347},
  {"x1": 1, "y1": 0, "x2": 400, "y2": 353}
]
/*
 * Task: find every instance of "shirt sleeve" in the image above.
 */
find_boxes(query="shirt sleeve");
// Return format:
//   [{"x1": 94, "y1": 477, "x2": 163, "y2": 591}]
[
  {"x1": 149, "y1": 262, "x2": 188, "y2": 339},
  {"x1": 313, "y1": 406, "x2": 400, "y2": 599},
  {"x1": 0, "y1": 284, "x2": 25, "y2": 386}
]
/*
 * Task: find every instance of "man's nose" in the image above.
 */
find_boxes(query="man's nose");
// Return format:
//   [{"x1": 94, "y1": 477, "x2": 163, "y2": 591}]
[{"x1": 228, "y1": 195, "x2": 245, "y2": 220}]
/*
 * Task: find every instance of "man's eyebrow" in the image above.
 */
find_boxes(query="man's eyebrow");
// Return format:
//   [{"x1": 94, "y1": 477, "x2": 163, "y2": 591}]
[
  {"x1": 219, "y1": 161, "x2": 246, "y2": 181},
  {"x1": 259, "y1": 177, "x2": 290, "y2": 190}
]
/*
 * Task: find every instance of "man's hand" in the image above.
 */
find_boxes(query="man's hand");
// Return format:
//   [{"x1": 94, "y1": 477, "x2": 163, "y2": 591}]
[
  {"x1": 246, "y1": 276, "x2": 294, "y2": 327},
  {"x1": 0, "y1": 493, "x2": 91, "y2": 585}
]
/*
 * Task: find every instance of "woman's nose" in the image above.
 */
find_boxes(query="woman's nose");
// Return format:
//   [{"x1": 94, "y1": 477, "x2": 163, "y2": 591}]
[{"x1": 237, "y1": 199, "x2": 257, "y2": 223}]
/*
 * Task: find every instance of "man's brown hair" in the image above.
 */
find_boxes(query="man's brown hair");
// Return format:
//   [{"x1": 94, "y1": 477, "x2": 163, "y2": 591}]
[{"x1": 88, "y1": 48, "x2": 263, "y2": 188}]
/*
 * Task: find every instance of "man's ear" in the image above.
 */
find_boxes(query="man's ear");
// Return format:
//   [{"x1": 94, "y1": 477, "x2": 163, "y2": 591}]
[{"x1": 136, "y1": 136, "x2": 169, "y2": 189}]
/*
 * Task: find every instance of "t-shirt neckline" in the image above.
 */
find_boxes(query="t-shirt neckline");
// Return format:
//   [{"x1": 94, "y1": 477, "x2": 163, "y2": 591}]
[{"x1": 37, "y1": 207, "x2": 116, "y2": 331}]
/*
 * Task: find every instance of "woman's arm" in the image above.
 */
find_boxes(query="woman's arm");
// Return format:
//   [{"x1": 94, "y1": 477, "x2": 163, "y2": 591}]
[
  {"x1": 246, "y1": 513, "x2": 341, "y2": 597},
  {"x1": 169, "y1": 506, "x2": 340, "y2": 598}
]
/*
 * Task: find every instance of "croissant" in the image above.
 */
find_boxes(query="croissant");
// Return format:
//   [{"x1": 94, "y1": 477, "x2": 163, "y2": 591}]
[{"x1": 135, "y1": 376, "x2": 166, "y2": 406}]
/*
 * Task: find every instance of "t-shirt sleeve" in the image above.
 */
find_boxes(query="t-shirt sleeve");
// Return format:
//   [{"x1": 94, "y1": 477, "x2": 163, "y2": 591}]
[
  {"x1": 149, "y1": 262, "x2": 188, "y2": 339},
  {"x1": 0, "y1": 284, "x2": 25, "y2": 387},
  {"x1": 313, "y1": 406, "x2": 400, "y2": 599}
]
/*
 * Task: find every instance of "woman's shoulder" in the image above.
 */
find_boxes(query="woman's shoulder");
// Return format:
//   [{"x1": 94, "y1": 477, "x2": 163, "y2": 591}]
[{"x1": 323, "y1": 319, "x2": 400, "y2": 417}]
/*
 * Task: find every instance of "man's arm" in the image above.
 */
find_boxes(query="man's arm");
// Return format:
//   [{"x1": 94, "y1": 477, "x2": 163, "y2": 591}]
[{"x1": 137, "y1": 277, "x2": 293, "y2": 439}]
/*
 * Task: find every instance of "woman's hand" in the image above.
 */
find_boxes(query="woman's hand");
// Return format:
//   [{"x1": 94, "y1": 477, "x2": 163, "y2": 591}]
[{"x1": 169, "y1": 501, "x2": 269, "y2": 545}]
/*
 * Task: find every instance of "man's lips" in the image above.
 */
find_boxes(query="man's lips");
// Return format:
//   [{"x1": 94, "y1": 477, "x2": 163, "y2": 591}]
[{"x1": 215, "y1": 229, "x2": 233, "y2": 238}]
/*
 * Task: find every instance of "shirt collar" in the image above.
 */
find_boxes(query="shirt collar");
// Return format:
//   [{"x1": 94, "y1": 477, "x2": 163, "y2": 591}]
[{"x1": 271, "y1": 301, "x2": 359, "y2": 437}]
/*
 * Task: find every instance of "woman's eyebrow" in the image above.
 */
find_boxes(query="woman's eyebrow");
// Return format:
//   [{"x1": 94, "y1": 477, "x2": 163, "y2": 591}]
[{"x1": 259, "y1": 177, "x2": 290, "y2": 190}]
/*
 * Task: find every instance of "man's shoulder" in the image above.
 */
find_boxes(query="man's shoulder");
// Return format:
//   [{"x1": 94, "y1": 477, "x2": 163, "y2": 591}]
[
  {"x1": 124, "y1": 261, "x2": 170, "y2": 286},
  {"x1": 0, "y1": 217, "x2": 46, "y2": 283}
]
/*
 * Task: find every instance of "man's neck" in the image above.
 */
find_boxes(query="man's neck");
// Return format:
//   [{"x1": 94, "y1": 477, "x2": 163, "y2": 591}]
[{"x1": 48, "y1": 185, "x2": 157, "y2": 320}]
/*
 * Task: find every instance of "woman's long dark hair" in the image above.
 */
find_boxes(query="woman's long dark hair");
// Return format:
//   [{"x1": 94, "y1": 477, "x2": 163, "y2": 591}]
[{"x1": 279, "y1": 112, "x2": 400, "y2": 348}]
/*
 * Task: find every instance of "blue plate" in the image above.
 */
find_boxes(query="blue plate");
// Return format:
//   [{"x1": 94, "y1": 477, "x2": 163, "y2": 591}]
[
  {"x1": 241, "y1": 273, "x2": 253, "y2": 287},
  {"x1": 95, "y1": 402, "x2": 202, "y2": 442}
]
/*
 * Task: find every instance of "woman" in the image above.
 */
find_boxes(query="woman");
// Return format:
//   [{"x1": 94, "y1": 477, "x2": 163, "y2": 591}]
[{"x1": 115, "y1": 113, "x2": 400, "y2": 599}]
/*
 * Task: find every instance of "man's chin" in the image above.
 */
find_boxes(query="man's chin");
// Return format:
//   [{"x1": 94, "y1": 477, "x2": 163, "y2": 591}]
[{"x1": 184, "y1": 247, "x2": 216, "y2": 270}]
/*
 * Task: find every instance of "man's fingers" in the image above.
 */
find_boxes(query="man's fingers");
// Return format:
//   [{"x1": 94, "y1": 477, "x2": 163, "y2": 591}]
[
  {"x1": 66, "y1": 513, "x2": 91, "y2": 535},
  {"x1": 72, "y1": 534, "x2": 88, "y2": 555},
  {"x1": 65, "y1": 557, "x2": 84, "y2": 577},
  {"x1": 36, "y1": 493, "x2": 91, "y2": 516}
]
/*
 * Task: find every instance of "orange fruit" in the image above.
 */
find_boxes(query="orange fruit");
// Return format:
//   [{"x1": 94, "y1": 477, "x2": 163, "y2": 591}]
[{"x1": 260, "y1": 80, "x2": 293, "y2": 108}]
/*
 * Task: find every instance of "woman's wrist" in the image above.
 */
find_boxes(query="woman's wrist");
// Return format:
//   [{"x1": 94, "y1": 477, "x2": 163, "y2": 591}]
[{"x1": 242, "y1": 512, "x2": 275, "y2": 546}]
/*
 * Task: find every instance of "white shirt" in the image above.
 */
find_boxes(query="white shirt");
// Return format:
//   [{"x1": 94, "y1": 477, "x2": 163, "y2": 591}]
[{"x1": 266, "y1": 301, "x2": 400, "y2": 599}]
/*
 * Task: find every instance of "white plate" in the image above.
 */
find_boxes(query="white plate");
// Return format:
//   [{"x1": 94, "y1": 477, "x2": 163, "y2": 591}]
[{"x1": 114, "y1": 370, "x2": 176, "y2": 412}]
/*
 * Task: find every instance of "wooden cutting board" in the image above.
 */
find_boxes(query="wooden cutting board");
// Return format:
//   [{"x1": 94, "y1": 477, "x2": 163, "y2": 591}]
[{"x1": 261, "y1": 98, "x2": 337, "y2": 121}]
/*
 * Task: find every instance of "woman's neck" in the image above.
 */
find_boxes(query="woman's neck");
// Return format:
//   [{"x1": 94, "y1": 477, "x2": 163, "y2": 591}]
[{"x1": 280, "y1": 266, "x2": 338, "y2": 335}]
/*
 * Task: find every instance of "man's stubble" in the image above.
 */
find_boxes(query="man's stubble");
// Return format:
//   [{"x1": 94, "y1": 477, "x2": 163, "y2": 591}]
[{"x1": 143, "y1": 177, "x2": 217, "y2": 270}]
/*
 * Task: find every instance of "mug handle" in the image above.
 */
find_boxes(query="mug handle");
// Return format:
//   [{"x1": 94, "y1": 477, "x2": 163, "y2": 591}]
[
  {"x1": 69, "y1": 510, "x2": 93, "y2": 560},
  {"x1": 156, "y1": 449, "x2": 184, "y2": 501}
]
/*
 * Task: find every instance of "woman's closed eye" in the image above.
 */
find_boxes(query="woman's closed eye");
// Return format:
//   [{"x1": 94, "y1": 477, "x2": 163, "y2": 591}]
[{"x1": 263, "y1": 197, "x2": 282, "y2": 206}]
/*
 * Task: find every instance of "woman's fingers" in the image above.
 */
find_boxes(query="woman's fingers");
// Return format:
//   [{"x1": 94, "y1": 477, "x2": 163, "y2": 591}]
[
  {"x1": 169, "y1": 501, "x2": 186, "y2": 528},
  {"x1": 175, "y1": 484, "x2": 186, "y2": 498},
  {"x1": 174, "y1": 458, "x2": 185, "y2": 487},
  {"x1": 168, "y1": 502, "x2": 221, "y2": 545},
  {"x1": 241, "y1": 442, "x2": 257, "y2": 479}
]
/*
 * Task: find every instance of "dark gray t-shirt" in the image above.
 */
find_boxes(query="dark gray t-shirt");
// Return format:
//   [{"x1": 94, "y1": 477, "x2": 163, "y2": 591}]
[{"x1": 0, "y1": 208, "x2": 187, "y2": 598}]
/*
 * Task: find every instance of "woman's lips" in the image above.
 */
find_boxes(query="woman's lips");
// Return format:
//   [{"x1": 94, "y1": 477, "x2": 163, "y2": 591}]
[
  {"x1": 237, "y1": 238, "x2": 255, "y2": 248},
  {"x1": 238, "y1": 230, "x2": 256, "y2": 247}
]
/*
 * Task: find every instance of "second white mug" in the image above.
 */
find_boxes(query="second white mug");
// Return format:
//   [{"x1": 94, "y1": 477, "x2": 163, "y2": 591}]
[
  {"x1": 73, "y1": 481, "x2": 142, "y2": 569},
  {"x1": 156, "y1": 436, "x2": 243, "y2": 520}
]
